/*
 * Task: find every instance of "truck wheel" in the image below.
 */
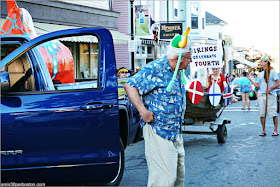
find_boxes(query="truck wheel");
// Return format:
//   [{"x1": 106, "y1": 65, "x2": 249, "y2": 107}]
[
  {"x1": 217, "y1": 124, "x2": 227, "y2": 143},
  {"x1": 108, "y1": 138, "x2": 125, "y2": 186}
]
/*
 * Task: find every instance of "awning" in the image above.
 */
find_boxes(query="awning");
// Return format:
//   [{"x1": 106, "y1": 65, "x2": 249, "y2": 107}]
[
  {"x1": 33, "y1": 22, "x2": 130, "y2": 44},
  {"x1": 109, "y1": 30, "x2": 130, "y2": 45},
  {"x1": 233, "y1": 57, "x2": 258, "y2": 68}
]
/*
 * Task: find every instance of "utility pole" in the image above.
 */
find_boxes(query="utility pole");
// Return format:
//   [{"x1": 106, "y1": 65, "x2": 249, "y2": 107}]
[{"x1": 130, "y1": 0, "x2": 135, "y2": 70}]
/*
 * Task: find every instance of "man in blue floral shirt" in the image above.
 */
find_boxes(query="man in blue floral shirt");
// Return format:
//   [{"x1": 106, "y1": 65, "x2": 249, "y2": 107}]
[{"x1": 124, "y1": 29, "x2": 192, "y2": 187}]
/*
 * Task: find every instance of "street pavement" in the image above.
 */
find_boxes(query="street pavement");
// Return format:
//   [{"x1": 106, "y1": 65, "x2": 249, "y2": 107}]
[{"x1": 120, "y1": 99, "x2": 280, "y2": 186}]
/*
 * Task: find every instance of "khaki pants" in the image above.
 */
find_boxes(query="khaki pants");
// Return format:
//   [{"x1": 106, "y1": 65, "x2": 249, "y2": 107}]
[
  {"x1": 143, "y1": 124, "x2": 185, "y2": 187},
  {"x1": 259, "y1": 94, "x2": 277, "y2": 117}
]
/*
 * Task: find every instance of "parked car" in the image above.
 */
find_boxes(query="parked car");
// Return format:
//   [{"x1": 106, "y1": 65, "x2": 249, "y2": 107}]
[{"x1": 1, "y1": 27, "x2": 141, "y2": 185}]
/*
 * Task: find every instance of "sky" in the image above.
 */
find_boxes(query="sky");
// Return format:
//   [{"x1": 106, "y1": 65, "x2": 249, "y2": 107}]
[{"x1": 203, "y1": 0, "x2": 279, "y2": 55}]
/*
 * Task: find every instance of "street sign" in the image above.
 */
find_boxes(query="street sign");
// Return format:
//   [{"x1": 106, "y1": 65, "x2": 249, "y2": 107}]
[
  {"x1": 223, "y1": 85, "x2": 232, "y2": 106},
  {"x1": 188, "y1": 80, "x2": 204, "y2": 104},
  {"x1": 209, "y1": 83, "x2": 221, "y2": 106},
  {"x1": 128, "y1": 40, "x2": 135, "y2": 52},
  {"x1": 159, "y1": 23, "x2": 182, "y2": 39}
]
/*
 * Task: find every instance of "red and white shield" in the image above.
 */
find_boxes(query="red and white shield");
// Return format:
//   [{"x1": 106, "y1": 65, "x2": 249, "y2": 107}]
[
  {"x1": 223, "y1": 85, "x2": 232, "y2": 106},
  {"x1": 188, "y1": 80, "x2": 204, "y2": 104}
]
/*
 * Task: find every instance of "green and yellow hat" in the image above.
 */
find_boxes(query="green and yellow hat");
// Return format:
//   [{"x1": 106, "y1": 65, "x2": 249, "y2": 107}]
[
  {"x1": 166, "y1": 27, "x2": 192, "y2": 92},
  {"x1": 168, "y1": 27, "x2": 192, "y2": 53}
]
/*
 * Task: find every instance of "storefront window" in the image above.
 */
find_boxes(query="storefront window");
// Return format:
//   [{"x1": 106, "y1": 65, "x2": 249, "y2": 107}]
[
  {"x1": 157, "y1": 45, "x2": 161, "y2": 57},
  {"x1": 80, "y1": 43, "x2": 90, "y2": 78},
  {"x1": 156, "y1": 45, "x2": 167, "y2": 58},
  {"x1": 141, "y1": 46, "x2": 145, "y2": 55},
  {"x1": 136, "y1": 45, "x2": 146, "y2": 57},
  {"x1": 135, "y1": 59, "x2": 146, "y2": 71},
  {"x1": 147, "y1": 45, "x2": 153, "y2": 55},
  {"x1": 162, "y1": 45, "x2": 167, "y2": 54},
  {"x1": 79, "y1": 42, "x2": 99, "y2": 79},
  {"x1": 90, "y1": 43, "x2": 98, "y2": 79}
]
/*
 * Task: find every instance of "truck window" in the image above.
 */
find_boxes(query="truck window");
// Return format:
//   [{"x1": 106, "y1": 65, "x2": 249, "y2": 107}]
[
  {"x1": 1, "y1": 44, "x2": 21, "y2": 59},
  {"x1": 1, "y1": 34, "x2": 100, "y2": 93},
  {"x1": 41, "y1": 35, "x2": 100, "y2": 91},
  {"x1": 5, "y1": 54, "x2": 36, "y2": 92}
]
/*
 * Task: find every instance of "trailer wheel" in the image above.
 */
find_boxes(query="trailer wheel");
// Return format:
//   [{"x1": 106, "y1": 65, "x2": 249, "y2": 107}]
[{"x1": 217, "y1": 124, "x2": 227, "y2": 143}]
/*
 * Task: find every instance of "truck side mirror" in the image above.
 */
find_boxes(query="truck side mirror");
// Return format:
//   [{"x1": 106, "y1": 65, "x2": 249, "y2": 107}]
[{"x1": 1, "y1": 71, "x2": 11, "y2": 94}]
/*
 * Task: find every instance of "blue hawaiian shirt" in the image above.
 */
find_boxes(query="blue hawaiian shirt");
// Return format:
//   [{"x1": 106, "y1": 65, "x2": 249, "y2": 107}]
[{"x1": 127, "y1": 56, "x2": 186, "y2": 142}]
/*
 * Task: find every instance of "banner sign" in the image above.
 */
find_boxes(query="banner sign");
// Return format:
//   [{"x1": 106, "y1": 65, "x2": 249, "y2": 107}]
[
  {"x1": 134, "y1": 5, "x2": 149, "y2": 36},
  {"x1": 159, "y1": 23, "x2": 182, "y2": 39},
  {"x1": 191, "y1": 44, "x2": 223, "y2": 68}
]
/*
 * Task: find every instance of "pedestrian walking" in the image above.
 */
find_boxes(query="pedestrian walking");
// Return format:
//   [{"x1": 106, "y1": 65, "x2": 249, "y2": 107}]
[
  {"x1": 249, "y1": 55, "x2": 279, "y2": 136},
  {"x1": 225, "y1": 73, "x2": 229, "y2": 83},
  {"x1": 249, "y1": 71, "x2": 255, "y2": 79},
  {"x1": 124, "y1": 28, "x2": 192, "y2": 187},
  {"x1": 231, "y1": 74, "x2": 236, "y2": 82},
  {"x1": 228, "y1": 73, "x2": 233, "y2": 85},
  {"x1": 254, "y1": 75, "x2": 260, "y2": 106},
  {"x1": 233, "y1": 71, "x2": 253, "y2": 110}
]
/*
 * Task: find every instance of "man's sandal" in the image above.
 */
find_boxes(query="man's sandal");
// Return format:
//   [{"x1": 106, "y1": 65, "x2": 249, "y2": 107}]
[
  {"x1": 272, "y1": 132, "x2": 279, "y2": 136},
  {"x1": 259, "y1": 133, "x2": 266, "y2": 136}
]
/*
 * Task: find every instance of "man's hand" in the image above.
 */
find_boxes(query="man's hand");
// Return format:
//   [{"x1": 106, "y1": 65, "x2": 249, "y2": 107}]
[
  {"x1": 266, "y1": 87, "x2": 272, "y2": 94},
  {"x1": 140, "y1": 110, "x2": 154, "y2": 123},
  {"x1": 124, "y1": 83, "x2": 155, "y2": 123}
]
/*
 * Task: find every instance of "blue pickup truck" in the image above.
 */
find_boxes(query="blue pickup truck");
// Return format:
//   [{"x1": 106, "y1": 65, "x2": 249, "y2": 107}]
[{"x1": 1, "y1": 27, "x2": 141, "y2": 185}]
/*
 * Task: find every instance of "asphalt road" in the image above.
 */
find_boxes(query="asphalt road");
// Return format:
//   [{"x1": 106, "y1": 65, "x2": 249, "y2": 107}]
[{"x1": 120, "y1": 99, "x2": 280, "y2": 186}]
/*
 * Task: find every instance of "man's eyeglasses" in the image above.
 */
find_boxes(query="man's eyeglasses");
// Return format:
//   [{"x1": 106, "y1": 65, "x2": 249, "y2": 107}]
[
  {"x1": 182, "y1": 56, "x2": 192, "y2": 61},
  {"x1": 120, "y1": 71, "x2": 128, "y2": 74}
]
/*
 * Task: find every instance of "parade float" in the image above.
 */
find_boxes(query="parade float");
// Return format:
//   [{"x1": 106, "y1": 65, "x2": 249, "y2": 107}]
[{"x1": 182, "y1": 44, "x2": 231, "y2": 143}]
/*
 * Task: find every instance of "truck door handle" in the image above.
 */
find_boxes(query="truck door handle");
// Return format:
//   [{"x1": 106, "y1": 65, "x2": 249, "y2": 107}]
[{"x1": 80, "y1": 103, "x2": 114, "y2": 110}]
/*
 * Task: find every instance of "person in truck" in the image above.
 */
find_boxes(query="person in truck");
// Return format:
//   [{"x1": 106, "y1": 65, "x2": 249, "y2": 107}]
[{"x1": 124, "y1": 28, "x2": 192, "y2": 187}]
